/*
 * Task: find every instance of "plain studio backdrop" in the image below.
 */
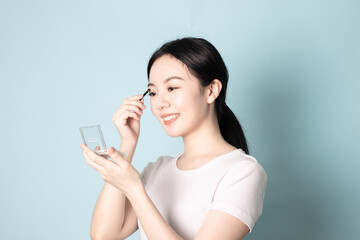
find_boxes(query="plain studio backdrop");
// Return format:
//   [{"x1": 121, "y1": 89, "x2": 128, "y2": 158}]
[{"x1": 0, "y1": 1, "x2": 359, "y2": 239}]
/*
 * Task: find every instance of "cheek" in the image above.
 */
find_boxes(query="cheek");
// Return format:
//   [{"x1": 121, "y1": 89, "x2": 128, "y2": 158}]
[
  {"x1": 174, "y1": 90, "x2": 204, "y2": 112},
  {"x1": 150, "y1": 101, "x2": 156, "y2": 115},
  {"x1": 172, "y1": 93, "x2": 187, "y2": 107},
  {"x1": 173, "y1": 87, "x2": 199, "y2": 108}
]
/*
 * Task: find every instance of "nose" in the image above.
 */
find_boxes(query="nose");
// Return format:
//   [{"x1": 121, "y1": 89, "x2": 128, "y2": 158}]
[{"x1": 155, "y1": 92, "x2": 171, "y2": 111}]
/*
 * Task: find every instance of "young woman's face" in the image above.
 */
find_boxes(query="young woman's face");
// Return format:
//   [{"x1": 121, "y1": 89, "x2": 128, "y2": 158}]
[{"x1": 148, "y1": 55, "x2": 210, "y2": 137}]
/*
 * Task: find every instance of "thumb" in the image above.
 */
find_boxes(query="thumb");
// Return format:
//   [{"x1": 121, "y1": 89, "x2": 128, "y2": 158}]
[{"x1": 108, "y1": 147, "x2": 128, "y2": 162}]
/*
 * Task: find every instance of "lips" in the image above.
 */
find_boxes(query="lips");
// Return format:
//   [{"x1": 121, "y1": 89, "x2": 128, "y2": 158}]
[{"x1": 161, "y1": 113, "x2": 180, "y2": 125}]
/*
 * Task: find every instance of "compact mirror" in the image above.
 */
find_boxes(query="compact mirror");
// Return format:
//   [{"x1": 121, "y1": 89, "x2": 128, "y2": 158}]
[{"x1": 79, "y1": 125, "x2": 109, "y2": 158}]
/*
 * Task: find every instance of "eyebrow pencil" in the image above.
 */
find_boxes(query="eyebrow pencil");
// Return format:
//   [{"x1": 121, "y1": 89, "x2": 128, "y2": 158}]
[{"x1": 139, "y1": 89, "x2": 149, "y2": 101}]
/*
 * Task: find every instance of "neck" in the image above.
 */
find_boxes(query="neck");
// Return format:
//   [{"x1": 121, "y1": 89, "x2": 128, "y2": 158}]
[{"x1": 181, "y1": 113, "x2": 231, "y2": 160}]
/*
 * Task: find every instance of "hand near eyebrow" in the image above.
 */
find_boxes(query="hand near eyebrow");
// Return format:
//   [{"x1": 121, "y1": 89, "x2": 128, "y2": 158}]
[
  {"x1": 81, "y1": 144, "x2": 141, "y2": 196},
  {"x1": 112, "y1": 94, "x2": 146, "y2": 150}
]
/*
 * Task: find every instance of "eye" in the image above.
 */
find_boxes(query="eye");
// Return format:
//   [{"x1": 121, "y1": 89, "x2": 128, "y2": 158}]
[
  {"x1": 149, "y1": 91, "x2": 156, "y2": 97},
  {"x1": 168, "y1": 87, "x2": 177, "y2": 92}
]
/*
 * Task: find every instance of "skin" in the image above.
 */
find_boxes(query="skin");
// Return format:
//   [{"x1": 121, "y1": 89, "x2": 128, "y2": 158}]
[{"x1": 81, "y1": 54, "x2": 250, "y2": 240}]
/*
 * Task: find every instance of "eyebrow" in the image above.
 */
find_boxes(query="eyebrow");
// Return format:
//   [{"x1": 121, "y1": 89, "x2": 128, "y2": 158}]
[{"x1": 148, "y1": 76, "x2": 184, "y2": 87}]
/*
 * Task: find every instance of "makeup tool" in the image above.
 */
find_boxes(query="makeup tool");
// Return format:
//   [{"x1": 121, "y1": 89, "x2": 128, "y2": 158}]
[{"x1": 139, "y1": 89, "x2": 149, "y2": 101}]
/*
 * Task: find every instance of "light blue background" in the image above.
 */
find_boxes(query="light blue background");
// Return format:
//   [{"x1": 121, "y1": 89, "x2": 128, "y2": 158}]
[{"x1": 1, "y1": 0, "x2": 359, "y2": 239}]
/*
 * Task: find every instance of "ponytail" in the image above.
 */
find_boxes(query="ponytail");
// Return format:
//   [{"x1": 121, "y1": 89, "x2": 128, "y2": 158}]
[{"x1": 217, "y1": 103, "x2": 249, "y2": 154}]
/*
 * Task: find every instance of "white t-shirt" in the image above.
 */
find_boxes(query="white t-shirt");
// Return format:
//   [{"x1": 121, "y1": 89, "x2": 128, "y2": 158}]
[{"x1": 138, "y1": 149, "x2": 267, "y2": 240}]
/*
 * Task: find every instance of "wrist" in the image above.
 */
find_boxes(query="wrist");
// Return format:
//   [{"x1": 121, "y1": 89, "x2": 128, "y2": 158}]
[
  {"x1": 119, "y1": 142, "x2": 137, "y2": 159},
  {"x1": 125, "y1": 178, "x2": 146, "y2": 202}
]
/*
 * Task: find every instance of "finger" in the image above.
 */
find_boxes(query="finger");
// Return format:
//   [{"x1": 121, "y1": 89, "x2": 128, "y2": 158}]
[
  {"x1": 123, "y1": 100, "x2": 146, "y2": 111},
  {"x1": 114, "y1": 108, "x2": 142, "y2": 123},
  {"x1": 121, "y1": 104, "x2": 143, "y2": 116},
  {"x1": 81, "y1": 144, "x2": 112, "y2": 168},
  {"x1": 118, "y1": 111, "x2": 141, "y2": 124},
  {"x1": 127, "y1": 111, "x2": 141, "y2": 121},
  {"x1": 127, "y1": 94, "x2": 146, "y2": 101},
  {"x1": 80, "y1": 145, "x2": 104, "y2": 170},
  {"x1": 113, "y1": 101, "x2": 145, "y2": 122},
  {"x1": 91, "y1": 145, "x2": 101, "y2": 153},
  {"x1": 82, "y1": 150, "x2": 104, "y2": 172},
  {"x1": 107, "y1": 146, "x2": 128, "y2": 165},
  {"x1": 83, "y1": 149, "x2": 115, "y2": 173},
  {"x1": 114, "y1": 96, "x2": 145, "y2": 113}
]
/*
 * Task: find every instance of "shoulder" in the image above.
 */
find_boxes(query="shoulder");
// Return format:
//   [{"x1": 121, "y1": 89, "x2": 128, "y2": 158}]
[
  {"x1": 144, "y1": 154, "x2": 174, "y2": 171},
  {"x1": 211, "y1": 150, "x2": 267, "y2": 232},
  {"x1": 140, "y1": 155, "x2": 176, "y2": 183},
  {"x1": 220, "y1": 149, "x2": 267, "y2": 185}
]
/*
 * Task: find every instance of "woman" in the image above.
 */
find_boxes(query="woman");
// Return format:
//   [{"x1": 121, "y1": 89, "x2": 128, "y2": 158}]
[{"x1": 81, "y1": 37, "x2": 267, "y2": 240}]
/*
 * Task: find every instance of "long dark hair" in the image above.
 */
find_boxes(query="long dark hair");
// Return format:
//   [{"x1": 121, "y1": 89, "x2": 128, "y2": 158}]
[{"x1": 147, "y1": 37, "x2": 249, "y2": 154}]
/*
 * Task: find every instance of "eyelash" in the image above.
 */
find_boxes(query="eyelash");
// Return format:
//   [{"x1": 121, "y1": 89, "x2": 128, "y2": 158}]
[{"x1": 149, "y1": 87, "x2": 177, "y2": 97}]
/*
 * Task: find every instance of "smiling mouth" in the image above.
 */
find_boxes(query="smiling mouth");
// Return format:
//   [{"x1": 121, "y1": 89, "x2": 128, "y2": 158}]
[{"x1": 162, "y1": 113, "x2": 180, "y2": 125}]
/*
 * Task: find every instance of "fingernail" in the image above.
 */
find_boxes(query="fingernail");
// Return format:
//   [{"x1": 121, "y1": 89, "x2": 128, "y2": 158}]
[{"x1": 107, "y1": 147, "x2": 113, "y2": 154}]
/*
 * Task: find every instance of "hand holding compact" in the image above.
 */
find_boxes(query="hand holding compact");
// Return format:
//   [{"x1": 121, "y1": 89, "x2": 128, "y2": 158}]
[{"x1": 81, "y1": 144, "x2": 141, "y2": 196}]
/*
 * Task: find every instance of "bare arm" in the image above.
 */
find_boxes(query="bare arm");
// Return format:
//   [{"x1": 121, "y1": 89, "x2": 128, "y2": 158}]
[
  {"x1": 194, "y1": 210, "x2": 249, "y2": 240},
  {"x1": 127, "y1": 184, "x2": 183, "y2": 240},
  {"x1": 88, "y1": 94, "x2": 146, "y2": 239},
  {"x1": 90, "y1": 185, "x2": 139, "y2": 240},
  {"x1": 89, "y1": 144, "x2": 139, "y2": 240}
]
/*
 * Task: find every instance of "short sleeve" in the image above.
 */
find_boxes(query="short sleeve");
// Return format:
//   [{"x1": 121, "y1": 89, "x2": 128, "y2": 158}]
[
  {"x1": 210, "y1": 161, "x2": 267, "y2": 232},
  {"x1": 140, "y1": 155, "x2": 171, "y2": 187},
  {"x1": 140, "y1": 161, "x2": 155, "y2": 187}
]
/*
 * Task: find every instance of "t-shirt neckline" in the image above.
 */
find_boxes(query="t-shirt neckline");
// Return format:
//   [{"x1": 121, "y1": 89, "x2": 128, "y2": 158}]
[{"x1": 172, "y1": 148, "x2": 244, "y2": 174}]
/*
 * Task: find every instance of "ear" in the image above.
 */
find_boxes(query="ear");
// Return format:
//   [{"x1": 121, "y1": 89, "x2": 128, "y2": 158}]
[{"x1": 207, "y1": 79, "x2": 222, "y2": 104}]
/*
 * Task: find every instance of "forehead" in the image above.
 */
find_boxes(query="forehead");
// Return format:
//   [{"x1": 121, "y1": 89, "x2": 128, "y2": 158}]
[{"x1": 148, "y1": 55, "x2": 195, "y2": 85}]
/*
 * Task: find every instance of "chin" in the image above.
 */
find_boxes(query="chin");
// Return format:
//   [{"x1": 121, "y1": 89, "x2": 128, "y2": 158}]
[
  {"x1": 163, "y1": 128, "x2": 183, "y2": 138},
  {"x1": 160, "y1": 123, "x2": 186, "y2": 138}
]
